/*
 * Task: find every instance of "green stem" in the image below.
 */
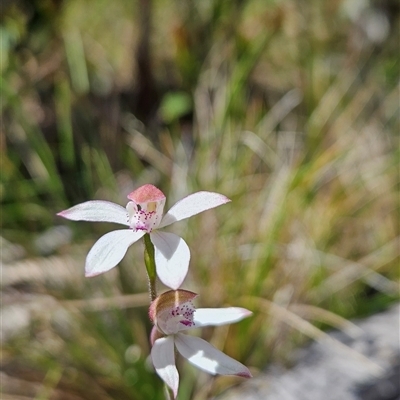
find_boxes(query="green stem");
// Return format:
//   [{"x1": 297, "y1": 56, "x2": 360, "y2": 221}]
[
  {"x1": 163, "y1": 384, "x2": 172, "y2": 400},
  {"x1": 144, "y1": 233, "x2": 157, "y2": 301}
]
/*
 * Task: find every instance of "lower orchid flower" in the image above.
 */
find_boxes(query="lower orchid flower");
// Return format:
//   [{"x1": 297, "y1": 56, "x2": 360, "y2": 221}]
[
  {"x1": 149, "y1": 290, "x2": 252, "y2": 398},
  {"x1": 57, "y1": 184, "x2": 230, "y2": 289}
]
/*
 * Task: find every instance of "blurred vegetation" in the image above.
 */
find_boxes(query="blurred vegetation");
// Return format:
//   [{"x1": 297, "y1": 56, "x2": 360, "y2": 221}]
[{"x1": 1, "y1": 0, "x2": 399, "y2": 399}]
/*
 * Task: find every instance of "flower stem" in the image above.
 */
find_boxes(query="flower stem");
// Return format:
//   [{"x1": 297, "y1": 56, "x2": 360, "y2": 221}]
[
  {"x1": 144, "y1": 233, "x2": 157, "y2": 301},
  {"x1": 163, "y1": 384, "x2": 172, "y2": 400}
]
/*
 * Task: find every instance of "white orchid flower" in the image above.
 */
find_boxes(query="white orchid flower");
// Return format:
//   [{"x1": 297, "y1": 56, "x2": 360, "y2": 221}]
[
  {"x1": 57, "y1": 184, "x2": 230, "y2": 289},
  {"x1": 149, "y1": 290, "x2": 252, "y2": 398}
]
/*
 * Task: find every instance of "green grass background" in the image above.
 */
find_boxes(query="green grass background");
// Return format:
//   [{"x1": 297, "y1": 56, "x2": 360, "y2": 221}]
[{"x1": 1, "y1": 0, "x2": 399, "y2": 399}]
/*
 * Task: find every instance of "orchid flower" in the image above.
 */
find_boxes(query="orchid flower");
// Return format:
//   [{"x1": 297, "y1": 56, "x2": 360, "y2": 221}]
[
  {"x1": 149, "y1": 290, "x2": 252, "y2": 398},
  {"x1": 57, "y1": 184, "x2": 230, "y2": 289}
]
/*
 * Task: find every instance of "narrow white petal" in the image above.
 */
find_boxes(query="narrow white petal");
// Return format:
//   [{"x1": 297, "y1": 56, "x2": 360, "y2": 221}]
[
  {"x1": 151, "y1": 231, "x2": 190, "y2": 290},
  {"x1": 192, "y1": 308, "x2": 252, "y2": 328},
  {"x1": 151, "y1": 337, "x2": 179, "y2": 398},
  {"x1": 85, "y1": 230, "x2": 145, "y2": 277},
  {"x1": 175, "y1": 334, "x2": 252, "y2": 378},
  {"x1": 57, "y1": 201, "x2": 129, "y2": 226},
  {"x1": 159, "y1": 191, "x2": 230, "y2": 228}
]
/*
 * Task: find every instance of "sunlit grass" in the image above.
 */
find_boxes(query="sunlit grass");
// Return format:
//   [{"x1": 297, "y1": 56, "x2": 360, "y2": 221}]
[{"x1": 1, "y1": 0, "x2": 399, "y2": 399}]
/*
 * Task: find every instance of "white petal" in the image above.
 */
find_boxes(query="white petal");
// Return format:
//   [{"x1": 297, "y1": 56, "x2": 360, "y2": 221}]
[
  {"x1": 159, "y1": 191, "x2": 230, "y2": 228},
  {"x1": 85, "y1": 229, "x2": 145, "y2": 277},
  {"x1": 175, "y1": 334, "x2": 252, "y2": 378},
  {"x1": 192, "y1": 308, "x2": 252, "y2": 328},
  {"x1": 57, "y1": 201, "x2": 129, "y2": 226},
  {"x1": 151, "y1": 336, "x2": 179, "y2": 398},
  {"x1": 150, "y1": 231, "x2": 190, "y2": 290}
]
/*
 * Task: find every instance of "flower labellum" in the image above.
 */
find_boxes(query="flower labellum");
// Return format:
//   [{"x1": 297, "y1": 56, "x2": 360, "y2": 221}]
[
  {"x1": 149, "y1": 290, "x2": 252, "y2": 398},
  {"x1": 126, "y1": 184, "x2": 166, "y2": 232},
  {"x1": 57, "y1": 184, "x2": 230, "y2": 289}
]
